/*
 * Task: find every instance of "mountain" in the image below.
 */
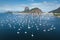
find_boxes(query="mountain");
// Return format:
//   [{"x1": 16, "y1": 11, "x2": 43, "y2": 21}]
[
  {"x1": 5, "y1": 7, "x2": 43, "y2": 14},
  {"x1": 22, "y1": 7, "x2": 43, "y2": 13},
  {"x1": 49, "y1": 7, "x2": 60, "y2": 13},
  {"x1": 30, "y1": 8, "x2": 42, "y2": 13}
]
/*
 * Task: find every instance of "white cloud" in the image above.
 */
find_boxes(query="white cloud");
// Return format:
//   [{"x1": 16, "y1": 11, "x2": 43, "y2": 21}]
[
  {"x1": 0, "y1": 1, "x2": 60, "y2": 12},
  {"x1": 27, "y1": 0, "x2": 34, "y2": 2},
  {"x1": 28, "y1": 1, "x2": 60, "y2": 12}
]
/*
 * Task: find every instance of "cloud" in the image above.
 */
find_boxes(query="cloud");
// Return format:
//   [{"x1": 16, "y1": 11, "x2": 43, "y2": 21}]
[
  {"x1": 0, "y1": 1, "x2": 60, "y2": 12},
  {"x1": 29, "y1": 1, "x2": 60, "y2": 12},
  {"x1": 27, "y1": 0, "x2": 34, "y2": 2}
]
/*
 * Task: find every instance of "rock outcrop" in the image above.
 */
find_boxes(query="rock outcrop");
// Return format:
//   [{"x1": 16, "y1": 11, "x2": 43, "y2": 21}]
[
  {"x1": 49, "y1": 7, "x2": 60, "y2": 13},
  {"x1": 30, "y1": 8, "x2": 42, "y2": 13},
  {"x1": 22, "y1": 7, "x2": 43, "y2": 14}
]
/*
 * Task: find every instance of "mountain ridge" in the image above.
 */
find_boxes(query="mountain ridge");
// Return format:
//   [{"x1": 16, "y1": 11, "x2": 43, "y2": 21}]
[{"x1": 49, "y1": 7, "x2": 60, "y2": 13}]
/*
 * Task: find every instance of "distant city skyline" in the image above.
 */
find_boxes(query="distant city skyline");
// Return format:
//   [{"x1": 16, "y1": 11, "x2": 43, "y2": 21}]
[{"x1": 0, "y1": 0, "x2": 60, "y2": 12}]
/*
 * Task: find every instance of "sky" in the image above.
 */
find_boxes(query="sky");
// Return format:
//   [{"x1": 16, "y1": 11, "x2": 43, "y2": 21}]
[{"x1": 0, "y1": 0, "x2": 60, "y2": 12}]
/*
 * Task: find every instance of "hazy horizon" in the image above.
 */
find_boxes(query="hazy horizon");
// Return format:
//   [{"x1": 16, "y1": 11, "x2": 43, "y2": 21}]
[{"x1": 0, "y1": 0, "x2": 60, "y2": 12}]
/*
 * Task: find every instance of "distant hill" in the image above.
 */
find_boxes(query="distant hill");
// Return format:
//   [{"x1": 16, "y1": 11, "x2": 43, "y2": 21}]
[
  {"x1": 5, "y1": 11, "x2": 13, "y2": 13},
  {"x1": 22, "y1": 7, "x2": 43, "y2": 13},
  {"x1": 30, "y1": 8, "x2": 42, "y2": 13},
  {"x1": 5, "y1": 7, "x2": 43, "y2": 14},
  {"x1": 49, "y1": 7, "x2": 60, "y2": 13}
]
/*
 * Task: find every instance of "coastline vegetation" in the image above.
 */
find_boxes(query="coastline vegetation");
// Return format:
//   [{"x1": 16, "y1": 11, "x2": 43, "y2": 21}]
[{"x1": 53, "y1": 13, "x2": 60, "y2": 16}]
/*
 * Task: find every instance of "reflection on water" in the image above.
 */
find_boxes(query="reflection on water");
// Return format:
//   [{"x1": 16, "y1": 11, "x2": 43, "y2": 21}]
[{"x1": 0, "y1": 13, "x2": 60, "y2": 40}]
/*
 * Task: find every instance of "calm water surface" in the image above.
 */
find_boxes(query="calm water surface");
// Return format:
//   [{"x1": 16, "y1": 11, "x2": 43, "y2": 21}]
[{"x1": 0, "y1": 13, "x2": 60, "y2": 40}]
